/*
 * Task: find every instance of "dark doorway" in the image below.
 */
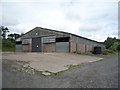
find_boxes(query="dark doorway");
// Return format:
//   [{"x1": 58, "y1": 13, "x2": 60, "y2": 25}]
[
  {"x1": 32, "y1": 37, "x2": 41, "y2": 52},
  {"x1": 56, "y1": 37, "x2": 69, "y2": 42},
  {"x1": 93, "y1": 46, "x2": 102, "y2": 54}
]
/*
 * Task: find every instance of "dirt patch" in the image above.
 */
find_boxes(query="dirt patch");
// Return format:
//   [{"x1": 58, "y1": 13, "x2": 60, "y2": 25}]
[{"x1": 3, "y1": 59, "x2": 36, "y2": 75}]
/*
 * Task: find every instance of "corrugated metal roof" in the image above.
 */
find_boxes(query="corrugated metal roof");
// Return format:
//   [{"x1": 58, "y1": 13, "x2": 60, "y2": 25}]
[{"x1": 19, "y1": 27, "x2": 104, "y2": 45}]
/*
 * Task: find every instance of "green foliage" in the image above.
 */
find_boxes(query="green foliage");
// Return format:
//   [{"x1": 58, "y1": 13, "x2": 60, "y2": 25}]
[
  {"x1": 2, "y1": 39, "x2": 15, "y2": 52},
  {"x1": 0, "y1": 38, "x2": 2, "y2": 51},
  {"x1": 8, "y1": 33, "x2": 20, "y2": 40},
  {"x1": 117, "y1": 44, "x2": 120, "y2": 51},
  {"x1": 104, "y1": 37, "x2": 114, "y2": 49},
  {"x1": 109, "y1": 42, "x2": 120, "y2": 52},
  {"x1": 104, "y1": 37, "x2": 120, "y2": 49},
  {"x1": 0, "y1": 26, "x2": 21, "y2": 52},
  {"x1": 8, "y1": 34, "x2": 14, "y2": 39},
  {"x1": 102, "y1": 49, "x2": 115, "y2": 55},
  {"x1": 104, "y1": 37, "x2": 120, "y2": 53},
  {"x1": 73, "y1": 51, "x2": 104, "y2": 58}
]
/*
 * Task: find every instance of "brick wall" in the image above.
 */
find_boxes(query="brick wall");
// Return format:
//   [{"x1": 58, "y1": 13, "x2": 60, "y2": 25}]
[
  {"x1": 70, "y1": 42, "x2": 77, "y2": 52},
  {"x1": 43, "y1": 43, "x2": 56, "y2": 52},
  {"x1": 22, "y1": 44, "x2": 32, "y2": 52}
]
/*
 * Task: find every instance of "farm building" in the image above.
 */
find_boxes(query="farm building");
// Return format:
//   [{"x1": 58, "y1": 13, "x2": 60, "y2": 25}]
[{"x1": 15, "y1": 27, "x2": 105, "y2": 53}]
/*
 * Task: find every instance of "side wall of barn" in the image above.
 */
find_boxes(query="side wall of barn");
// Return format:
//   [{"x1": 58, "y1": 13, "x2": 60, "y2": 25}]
[{"x1": 70, "y1": 35, "x2": 105, "y2": 53}]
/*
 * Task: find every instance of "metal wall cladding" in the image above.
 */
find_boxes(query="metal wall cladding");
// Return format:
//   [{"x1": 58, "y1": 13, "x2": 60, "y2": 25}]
[
  {"x1": 56, "y1": 42, "x2": 69, "y2": 52},
  {"x1": 16, "y1": 45, "x2": 22, "y2": 52},
  {"x1": 43, "y1": 43, "x2": 55, "y2": 52},
  {"x1": 22, "y1": 39, "x2": 32, "y2": 45},
  {"x1": 42, "y1": 36, "x2": 56, "y2": 43},
  {"x1": 16, "y1": 37, "x2": 21, "y2": 42},
  {"x1": 32, "y1": 37, "x2": 41, "y2": 52},
  {"x1": 71, "y1": 35, "x2": 105, "y2": 49},
  {"x1": 23, "y1": 45, "x2": 32, "y2": 52},
  {"x1": 21, "y1": 27, "x2": 70, "y2": 39}
]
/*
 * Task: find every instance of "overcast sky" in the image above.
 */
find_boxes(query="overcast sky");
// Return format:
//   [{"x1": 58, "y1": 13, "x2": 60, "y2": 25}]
[{"x1": 0, "y1": 0, "x2": 119, "y2": 42}]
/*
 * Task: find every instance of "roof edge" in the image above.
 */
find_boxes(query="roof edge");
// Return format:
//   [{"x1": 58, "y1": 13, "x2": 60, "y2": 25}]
[{"x1": 18, "y1": 27, "x2": 105, "y2": 45}]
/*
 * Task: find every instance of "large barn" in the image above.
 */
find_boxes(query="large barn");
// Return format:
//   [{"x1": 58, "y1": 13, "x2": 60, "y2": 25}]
[{"x1": 15, "y1": 27, "x2": 105, "y2": 53}]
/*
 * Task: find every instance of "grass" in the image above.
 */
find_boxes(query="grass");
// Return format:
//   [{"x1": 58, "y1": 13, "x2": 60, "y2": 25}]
[
  {"x1": 42, "y1": 70, "x2": 53, "y2": 74},
  {"x1": 14, "y1": 60, "x2": 52, "y2": 76},
  {"x1": 33, "y1": 63, "x2": 86, "y2": 76},
  {"x1": 102, "y1": 49, "x2": 116, "y2": 55},
  {"x1": 2, "y1": 48, "x2": 15, "y2": 52},
  {"x1": 53, "y1": 63, "x2": 85, "y2": 75},
  {"x1": 15, "y1": 60, "x2": 86, "y2": 76},
  {"x1": 16, "y1": 60, "x2": 30, "y2": 64},
  {"x1": 65, "y1": 64, "x2": 81, "y2": 68},
  {"x1": 3, "y1": 63, "x2": 12, "y2": 68},
  {"x1": 73, "y1": 52, "x2": 105, "y2": 58},
  {"x1": 53, "y1": 69, "x2": 68, "y2": 75},
  {"x1": 3, "y1": 59, "x2": 86, "y2": 76}
]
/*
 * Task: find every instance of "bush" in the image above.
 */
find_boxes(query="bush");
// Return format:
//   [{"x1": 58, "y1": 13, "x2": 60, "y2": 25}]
[
  {"x1": 102, "y1": 49, "x2": 115, "y2": 55},
  {"x1": 2, "y1": 39, "x2": 15, "y2": 52},
  {"x1": 109, "y1": 42, "x2": 120, "y2": 51},
  {"x1": 117, "y1": 44, "x2": 120, "y2": 51}
]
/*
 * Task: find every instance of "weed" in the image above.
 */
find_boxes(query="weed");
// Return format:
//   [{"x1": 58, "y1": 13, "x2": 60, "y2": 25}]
[
  {"x1": 16, "y1": 60, "x2": 30, "y2": 64},
  {"x1": 73, "y1": 52, "x2": 104, "y2": 58},
  {"x1": 53, "y1": 63, "x2": 85, "y2": 75}
]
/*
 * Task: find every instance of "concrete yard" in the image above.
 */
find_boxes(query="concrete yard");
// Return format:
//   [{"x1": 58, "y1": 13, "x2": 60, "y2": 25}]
[{"x1": 2, "y1": 52, "x2": 103, "y2": 73}]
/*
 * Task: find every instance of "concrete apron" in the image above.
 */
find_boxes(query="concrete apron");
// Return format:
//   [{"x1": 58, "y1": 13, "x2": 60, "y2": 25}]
[{"x1": 2, "y1": 52, "x2": 103, "y2": 76}]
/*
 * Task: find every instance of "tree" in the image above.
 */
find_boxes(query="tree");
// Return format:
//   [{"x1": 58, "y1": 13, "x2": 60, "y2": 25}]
[
  {"x1": 8, "y1": 33, "x2": 20, "y2": 40},
  {"x1": 14, "y1": 33, "x2": 20, "y2": 39},
  {"x1": 104, "y1": 37, "x2": 120, "y2": 51},
  {"x1": 0, "y1": 26, "x2": 9, "y2": 39},
  {"x1": 117, "y1": 44, "x2": 120, "y2": 51},
  {"x1": 2, "y1": 39, "x2": 15, "y2": 51},
  {"x1": 104, "y1": 37, "x2": 114, "y2": 49},
  {"x1": 109, "y1": 42, "x2": 120, "y2": 51},
  {"x1": 8, "y1": 34, "x2": 14, "y2": 39}
]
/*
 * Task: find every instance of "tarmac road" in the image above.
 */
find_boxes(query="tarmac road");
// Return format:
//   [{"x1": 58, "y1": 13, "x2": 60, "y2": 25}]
[{"x1": 2, "y1": 55, "x2": 118, "y2": 88}]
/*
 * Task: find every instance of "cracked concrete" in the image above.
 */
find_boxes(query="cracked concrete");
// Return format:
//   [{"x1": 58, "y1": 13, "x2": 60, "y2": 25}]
[{"x1": 2, "y1": 52, "x2": 103, "y2": 73}]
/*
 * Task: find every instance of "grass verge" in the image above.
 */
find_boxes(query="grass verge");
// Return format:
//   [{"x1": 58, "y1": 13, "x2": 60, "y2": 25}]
[
  {"x1": 73, "y1": 52, "x2": 105, "y2": 58},
  {"x1": 53, "y1": 63, "x2": 86, "y2": 75}
]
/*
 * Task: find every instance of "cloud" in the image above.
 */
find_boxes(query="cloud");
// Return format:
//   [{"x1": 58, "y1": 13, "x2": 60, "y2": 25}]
[
  {"x1": 0, "y1": 3, "x2": 2, "y2": 25},
  {"x1": 1, "y1": 0, "x2": 119, "y2": 2},
  {"x1": 62, "y1": 1, "x2": 118, "y2": 41},
  {"x1": 1, "y1": 0, "x2": 118, "y2": 42}
]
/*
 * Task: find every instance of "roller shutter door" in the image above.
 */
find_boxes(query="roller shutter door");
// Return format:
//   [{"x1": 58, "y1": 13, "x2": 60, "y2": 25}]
[
  {"x1": 16, "y1": 45, "x2": 22, "y2": 52},
  {"x1": 56, "y1": 42, "x2": 69, "y2": 52}
]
